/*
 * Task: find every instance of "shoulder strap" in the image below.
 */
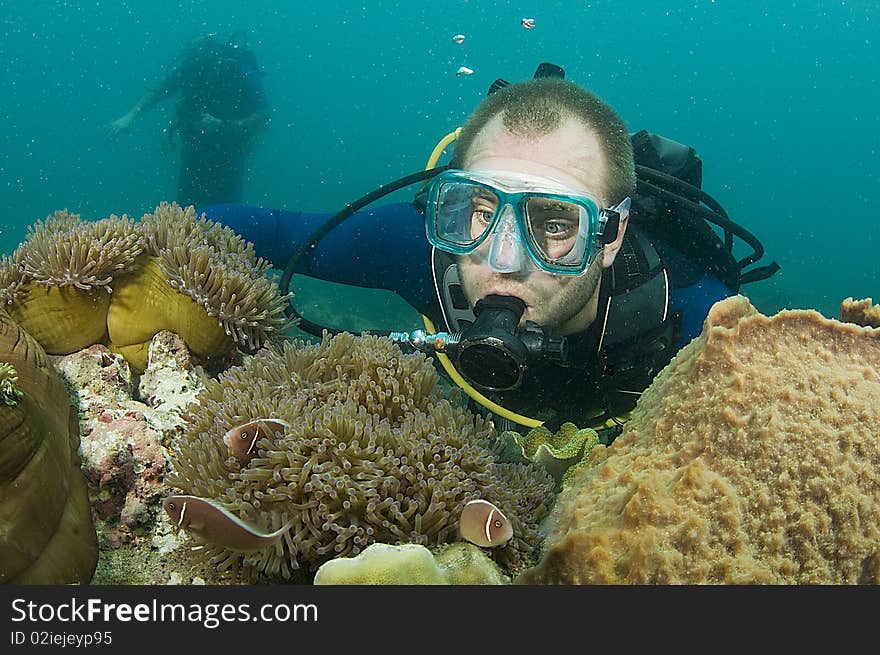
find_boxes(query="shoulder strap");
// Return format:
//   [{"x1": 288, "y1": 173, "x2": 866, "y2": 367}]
[
  {"x1": 597, "y1": 225, "x2": 669, "y2": 350},
  {"x1": 589, "y1": 227, "x2": 681, "y2": 416}
]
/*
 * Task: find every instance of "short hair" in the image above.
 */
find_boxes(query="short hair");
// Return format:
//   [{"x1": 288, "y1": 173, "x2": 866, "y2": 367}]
[{"x1": 450, "y1": 78, "x2": 635, "y2": 205}]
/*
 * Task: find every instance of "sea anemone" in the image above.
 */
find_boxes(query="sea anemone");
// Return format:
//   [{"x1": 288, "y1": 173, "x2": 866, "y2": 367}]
[
  {"x1": 0, "y1": 308, "x2": 98, "y2": 583},
  {"x1": 0, "y1": 210, "x2": 143, "y2": 354},
  {"x1": 106, "y1": 202, "x2": 295, "y2": 370},
  {"x1": 168, "y1": 331, "x2": 555, "y2": 580},
  {"x1": 0, "y1": 362, "x2": 23, "y2": 406}
]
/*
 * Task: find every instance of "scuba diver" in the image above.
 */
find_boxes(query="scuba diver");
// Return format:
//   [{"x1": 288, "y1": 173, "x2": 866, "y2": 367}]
[
  {"x1": 198, "y1": 63, "x2": 779, "y2": 443},
  {"x1": 109, "y1": 32, "x2": 270, "y2": 208}
]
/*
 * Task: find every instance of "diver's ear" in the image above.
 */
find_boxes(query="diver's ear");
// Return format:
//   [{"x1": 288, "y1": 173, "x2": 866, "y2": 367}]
[{"x1": 601, "y1": 197, "x2": 630, "y2": 268}]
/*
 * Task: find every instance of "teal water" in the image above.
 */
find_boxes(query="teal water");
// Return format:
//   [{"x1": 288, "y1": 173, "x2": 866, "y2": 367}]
[{"x1": 2, "y1": 1, "x2": 877, "y2": 321}]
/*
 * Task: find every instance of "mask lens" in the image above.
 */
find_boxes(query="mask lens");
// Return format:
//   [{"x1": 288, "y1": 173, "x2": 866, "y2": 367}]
[
  {"x1": 524, "y1": 196, "x2": 588, "y2": 266},
  {"x1": 432, "y1": 181, "x2": 500, "y2": 250}
]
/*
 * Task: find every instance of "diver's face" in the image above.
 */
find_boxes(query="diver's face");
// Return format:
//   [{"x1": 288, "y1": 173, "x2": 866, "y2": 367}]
[{"x1": 456, "y1": 115, "x2": 613, "y2": 335}]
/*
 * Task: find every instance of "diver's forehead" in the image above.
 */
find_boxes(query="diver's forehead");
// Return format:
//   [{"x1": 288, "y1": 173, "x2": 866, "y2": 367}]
[{"x1": 463, "y1": 115, "x2": 608, "y2": 201}]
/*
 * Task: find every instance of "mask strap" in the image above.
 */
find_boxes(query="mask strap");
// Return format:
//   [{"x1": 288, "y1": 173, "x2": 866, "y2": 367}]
[{"x1": 599, "y1": 197, "x2": 630, "y2": 245}]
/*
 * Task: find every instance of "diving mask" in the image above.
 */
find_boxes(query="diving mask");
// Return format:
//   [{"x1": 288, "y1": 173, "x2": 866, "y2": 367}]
[{"x1": 425, "y1": 169, "x2": 629, "y2": 275}]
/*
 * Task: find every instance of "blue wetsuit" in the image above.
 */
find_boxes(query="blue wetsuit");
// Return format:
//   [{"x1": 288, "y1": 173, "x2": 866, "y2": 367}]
[{"x1": 199, "y1": 201, "x2": 733, "y2": 349}]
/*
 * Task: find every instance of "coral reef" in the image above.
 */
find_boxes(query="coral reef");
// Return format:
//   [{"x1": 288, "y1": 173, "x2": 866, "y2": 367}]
[
  {"x1": 0, "y1": 308, "x2": 98, "y2": 584},
  {"x1": 312, "y1": 541, "x2": 508, "y2": 585},
  {"x1": 516, "y1": 295, "x2": 880, "y2": 584},
  {"x1": 167, "y1": 331, "x2": 556, "y2": 580},
  {"x1": 58, "y1": 331, "x2": 254, "y2": 584},
  {"x1": 57, "y1": 334, "x2": 206, "y2": 555},
  {"x1": 26, "y1": 281, "x2": 880, "y2": 586}
]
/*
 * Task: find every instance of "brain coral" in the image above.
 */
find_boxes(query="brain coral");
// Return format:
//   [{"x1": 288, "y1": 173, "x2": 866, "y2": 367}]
[
  {"x1": 168, "y1": 332, "x2": 555, "y2": 580},
  {"x1": 516, "y1": 295, "x2": 880, "y2": 585}
]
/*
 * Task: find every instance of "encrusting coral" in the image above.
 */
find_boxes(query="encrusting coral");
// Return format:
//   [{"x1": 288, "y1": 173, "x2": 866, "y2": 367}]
[
  {"x1": 312, "y1": 541, "x2": 508, "y2": 585},
  {"x1": 167, "y1": 331, "x2": 556, "y2": 580},
  {"x1": 107, "y1": 202, "x2": 294, "y2": 371},
  {"x1": 516, "y1": 295, "x2": 880, "y2": 585},
  {"x1": 313, "y1": 543, "x2": 448, "y2": 585},
  {"x1": 0, "y1": 308, "x2": 98, "y2": 584},
  {"x1": 0, "y1": 210, "x2": 143, "y2": 354}
]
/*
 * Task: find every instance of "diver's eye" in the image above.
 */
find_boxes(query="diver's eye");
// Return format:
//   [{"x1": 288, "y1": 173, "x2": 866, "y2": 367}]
[
  {"x1": 544, "y1": 220, "x2": 576, "y2": 236},
  {"x1": 472, "y1": 209, "x2": 494, "y2": 226}
]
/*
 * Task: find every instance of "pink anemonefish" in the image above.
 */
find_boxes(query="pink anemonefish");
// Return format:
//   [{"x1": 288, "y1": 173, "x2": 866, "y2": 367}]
[
  {"x1": 458, "y1": 499, "x2": 513, "y2": 548},
  {"x1": 222, "y1": 417, "x2": 291, "y2": 465}
]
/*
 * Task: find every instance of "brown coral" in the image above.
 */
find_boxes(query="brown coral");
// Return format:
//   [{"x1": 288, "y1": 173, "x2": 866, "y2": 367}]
[
  {"x1": 168, "y1": 331, "x2": 555, "y2": 580},
  {"x1": 516, "y1": 295, "x2": 880, "y2": 585},
  {"x1": 840, "y1": 296, "x2": 880, "y2": 328}
]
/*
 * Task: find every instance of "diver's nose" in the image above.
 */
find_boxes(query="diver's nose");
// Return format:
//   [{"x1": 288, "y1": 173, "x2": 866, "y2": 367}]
[{"x1": 486, "y1": 205, "x2": 526, "y2": 273}]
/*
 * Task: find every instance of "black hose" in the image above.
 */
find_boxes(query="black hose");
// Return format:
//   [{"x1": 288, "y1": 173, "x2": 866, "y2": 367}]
[
  {"x1": 635, "y1": 165, "x2": 772, "y2": 271},
  {"x1": 280, "y1": 165, "x2": 448, "y2": 330}
]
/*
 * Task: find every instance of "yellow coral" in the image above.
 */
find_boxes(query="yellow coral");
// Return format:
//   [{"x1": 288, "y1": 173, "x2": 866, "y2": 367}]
[
  {"x1": 502, "y1": 422, "x2": 600, "y2": 488},
  {"x1": 313, "y1": 543, "x2": 448, "y2": 585},
  {"x1": 312, "y1": 542, "x2": 508, "y2": 585}
]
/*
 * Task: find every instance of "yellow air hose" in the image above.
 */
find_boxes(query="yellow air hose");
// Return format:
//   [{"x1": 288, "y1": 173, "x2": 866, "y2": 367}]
[{"x1": 425, "y1": 127, "x2": 461, "y2": 169}]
